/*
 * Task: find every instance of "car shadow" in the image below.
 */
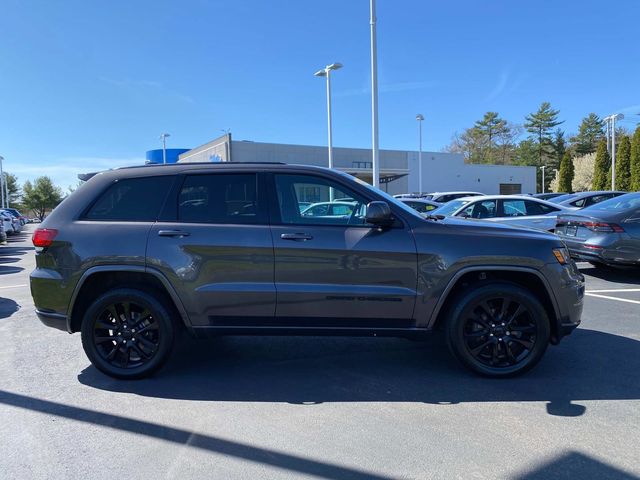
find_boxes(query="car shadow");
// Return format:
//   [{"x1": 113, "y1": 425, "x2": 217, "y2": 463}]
[
  {"x1": 511, "y1": 451, "x2": 638, "y2": 480},
  {"x1": 78, "y1": 328, "x2": 639, "y2": 417},
  {"x1": 0, "y1": 297, "x2": 20, "y2": 319},
  {"x1": 579, "y1": 264, "x2": 640, "y2": 285}
]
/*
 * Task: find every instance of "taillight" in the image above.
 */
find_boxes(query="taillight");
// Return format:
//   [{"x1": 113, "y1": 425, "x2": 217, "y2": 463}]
[
  {"x1": 581, "y1": 222, "x2": 625, "y2": 233},
  {"x1": 32, "y1": 228, "x2": 58, "y2": 247}
]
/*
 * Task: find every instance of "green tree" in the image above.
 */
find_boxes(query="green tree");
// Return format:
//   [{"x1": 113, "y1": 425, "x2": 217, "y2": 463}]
[
  {"x1": 524, "y1": 102, "x2": 564, "y2": 165},
  {"x1": 472, "y1": 112, "x2": 508, "y2": 162},
  {"x1": 2, "y1": 172, "x2": 21, "y2": 204},
  {"x1": 592, "y1": 139, "x2": 611, "y2": 190},
  {"x1": 558, "y1": 151, "x2": 574, "y2": 192},
  {"x1": 22, "y1": 176, "x2": 64, "y2": 220},
  {"x1": 570, "y1": 113, "x2": 605, "y2": 155},
  {"x1": 630, "y1": 127, "x2": 640, "y2": 191},
  {"x1": 615, "y1": 135, "x2": 632, "y2": 191}
]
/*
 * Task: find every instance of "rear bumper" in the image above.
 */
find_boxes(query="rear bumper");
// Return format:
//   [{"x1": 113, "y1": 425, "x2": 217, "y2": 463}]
[{"x1": 35, "y1": 309, "x2": 68, "y2": 332}]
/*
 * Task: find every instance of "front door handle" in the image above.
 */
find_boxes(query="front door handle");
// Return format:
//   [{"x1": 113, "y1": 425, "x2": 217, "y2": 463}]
[
  {"x1": 158, "y1": 230, "x2": 191, "y2": 238},
  {"x1": 280, "y1": 233, "x2": 313, "y2": 241}
]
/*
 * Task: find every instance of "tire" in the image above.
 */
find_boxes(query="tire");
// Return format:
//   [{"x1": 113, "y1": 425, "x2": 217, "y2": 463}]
[
  {"x1": 445, "y1": 282, "x2": 550, "y2": 377},
  {"x1": 81, "y1": 288, "x2": 175, "y2": 379}
]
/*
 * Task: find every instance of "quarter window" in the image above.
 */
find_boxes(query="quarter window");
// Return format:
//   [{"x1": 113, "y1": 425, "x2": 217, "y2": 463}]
[
  {"x1": 178, "y1": 174, "x2": 265, "y2": 224},
  {"x1": 84, "y1": 176, "x2": 174, "y2": 221},
  {"x1": 502, "y1": 200, "x2": 527, "y2": 217}
]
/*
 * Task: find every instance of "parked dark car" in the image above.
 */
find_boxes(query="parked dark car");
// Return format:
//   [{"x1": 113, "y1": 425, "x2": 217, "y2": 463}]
[
  {"x1": 555, "y1": 192, "x2": 640, "y2": 268},
  {"x1": 30, "y1": 163, "x2": 584, "y2": 379},
  {"x1": 552, "y1": 191, "x2": 625, "y2": 209},
  {"x1": 0, "y1": 219, "x2": 6, "y2": 243},
  {"x1": 533, "y1": 193, "x2": 568, "y2": 201},
  {"x1": 4, "y1": 208, "x2": 28, "y2": 225}
]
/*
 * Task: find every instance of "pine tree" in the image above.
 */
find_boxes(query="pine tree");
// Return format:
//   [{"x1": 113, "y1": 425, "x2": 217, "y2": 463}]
[
  {"x1": 473, "y1": 112, "x2": 508, "y2": 163},
  {"x1": 630, "y1": 127, "x2": 640, "y2": 191},
  {"x1": 524, "y1": 102, "x2": 564, "y2": 164},
  {"x1": 592, "y1": 139, "x2": 611, "y2": 190},
  {"x1": 615, "y1": 136, "x2": 632, "y2": 191},
  {"x1": 558, "y1": 151, "x2": 574, "y2": 192},
  {"x1": 570, "y1": 113, "x2": 606, "y2": 155}
]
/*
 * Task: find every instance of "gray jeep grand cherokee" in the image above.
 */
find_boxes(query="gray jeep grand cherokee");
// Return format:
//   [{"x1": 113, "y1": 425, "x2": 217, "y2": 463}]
[{"x1": 30, "y1": 163, "x2": 584, "y2": 379}]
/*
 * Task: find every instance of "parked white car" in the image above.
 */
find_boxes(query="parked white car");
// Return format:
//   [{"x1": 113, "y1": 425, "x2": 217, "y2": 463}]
[
  {"x1": 432, "y1": 195, "x2": 575, "y2": 231},
  {"x1": 0, "y1": 211, "x2": 16, "y2": 234}
]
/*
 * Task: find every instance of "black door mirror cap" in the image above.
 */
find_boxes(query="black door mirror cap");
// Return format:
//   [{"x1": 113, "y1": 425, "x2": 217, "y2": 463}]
[{"x1": 365, "y1": 201, "x2": 394, "y2": 227}]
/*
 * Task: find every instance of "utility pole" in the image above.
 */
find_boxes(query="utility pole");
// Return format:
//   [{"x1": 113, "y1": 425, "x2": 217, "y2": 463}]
[
  {"x1": 370, "y1": 0, "x2": 380, "y2": 188},
  {"x1": 540, "y1": 165, "x2": 546, "y2": 194},
  {"x1": 416, "y1": 114, "x2": 424, "y2": 194}
]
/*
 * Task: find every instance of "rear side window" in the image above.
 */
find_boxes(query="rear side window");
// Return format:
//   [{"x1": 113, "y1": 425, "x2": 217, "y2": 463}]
[
  {"x1": 178, "y1": 174, "x2": 265, "y2": 224},
  {"x1": 85, "y1": 176, "x2": 174, "y2": 221},
  {"x1": 525, "y1": 201, "x2": 558, "y2": 215}
]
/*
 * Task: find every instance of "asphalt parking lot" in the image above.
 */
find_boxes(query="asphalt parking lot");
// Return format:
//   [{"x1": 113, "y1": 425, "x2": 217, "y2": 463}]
[{"x1": 1, "y1": 225, "x2": 639, "y2": 480}]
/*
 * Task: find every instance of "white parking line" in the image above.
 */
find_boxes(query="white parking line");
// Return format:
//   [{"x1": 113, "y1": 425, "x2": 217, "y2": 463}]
[
  {"x1": 586, "y1": 288, "x2": 640, "y2": 293},
  {"x1": 585, "y1": 292, "x2": 640, "y2": 305},
  {"x1": 0, "y1": 284, "x2": 27, "y2": 290}
]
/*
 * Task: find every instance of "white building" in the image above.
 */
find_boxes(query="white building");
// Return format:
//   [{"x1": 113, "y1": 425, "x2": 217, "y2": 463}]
[{"x1": 178, "y1": 134, "x2": 537, "y2": 195}]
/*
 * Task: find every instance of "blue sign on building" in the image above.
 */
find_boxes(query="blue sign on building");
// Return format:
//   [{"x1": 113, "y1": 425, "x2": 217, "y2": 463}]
[{"x1": 145, "y1": 148, "x2": 190, "y2": 164}]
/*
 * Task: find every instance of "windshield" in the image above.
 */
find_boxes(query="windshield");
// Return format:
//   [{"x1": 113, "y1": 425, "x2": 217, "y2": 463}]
[
  {"x1": 583, "y1": 192, "x2": 640, "y2": 212},
  {"x1": 551, "y1": 194, "x2": 578, "y2": 203},
  {"x1": 432, "y1": 199, "x2": 470, "y2": 216}
]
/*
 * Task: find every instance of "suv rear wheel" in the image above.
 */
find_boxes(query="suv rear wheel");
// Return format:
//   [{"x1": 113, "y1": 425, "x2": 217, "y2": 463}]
[
  {"x1": 81, "y1": 288, "x2": 175, "y2": 379},
  {"x1": 445, "y1": 282, "x2": 550, "y2": 377}
]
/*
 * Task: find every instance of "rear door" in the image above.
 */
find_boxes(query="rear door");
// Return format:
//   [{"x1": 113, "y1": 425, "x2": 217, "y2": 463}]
[
  {"x1": 268, "y1": 172, "x2": 418, "y2": 328},
  {"x1": 147, "y1": 172, "x2": 275, "y2": 327}
]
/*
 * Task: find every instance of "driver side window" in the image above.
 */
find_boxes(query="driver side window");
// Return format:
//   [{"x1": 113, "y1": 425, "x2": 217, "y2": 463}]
[{"x1": 274, "y1": 174, "x2": 369, "y2": 226}]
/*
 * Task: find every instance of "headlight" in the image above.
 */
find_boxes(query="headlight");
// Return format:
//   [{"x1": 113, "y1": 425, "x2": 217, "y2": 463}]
[{"x1": 552, "y1": 247, "x2": 571, "y2": 265}]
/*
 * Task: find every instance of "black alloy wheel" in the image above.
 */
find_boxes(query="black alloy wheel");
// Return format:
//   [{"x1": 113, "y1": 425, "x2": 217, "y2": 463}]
[
  {"x1": 81, "y1": 289, "x2": 175, "y2": 379},
  {"x1": 446, "y1": 282, "x2": 550, "y2": 377}
]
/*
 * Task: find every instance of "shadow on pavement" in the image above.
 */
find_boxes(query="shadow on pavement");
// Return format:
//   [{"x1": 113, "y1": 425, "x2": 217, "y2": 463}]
[
  {"x1": 78, "y1": 328, "x2": 639, "y2": 417},
  {"x1": 0, "y1": 298, "x2": 19, "y2": 319},
  {"x1": 0, "y1": 239, "x2": 33, "y2": 275},
  {"x1": 511, "y1": 451, "x2": 639, "y2": 480},
  {"x1": 0, "y1": 389, "x2": 395, "y2": 480},
  {"x1": 579, "y1": 265, "x2": 640, "y2": 285}
]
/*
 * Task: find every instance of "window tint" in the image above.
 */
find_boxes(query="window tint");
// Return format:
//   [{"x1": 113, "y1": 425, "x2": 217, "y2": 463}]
[
  {"x1": 403, "y1": 200, "x2": 436, "y2": 213},
  {"x1": 525, "y1": 200, "x2": 558, "y2": 215},
  {"x1": 460, "y1": 199, "x2": 497, "y2": 219},
  {"x1": 586, "y1": 194, "x2": 615, "y2": 207},
  {"x1": 502, "y1": 199, "x2": 527, "y2": 217},
  {"x1": 85, "y1": 176, "x2": 174, "y2": 221},
  {"x1": 571, "y1": 198, "x2": 586, "y2": 208},
  {"x1": 275, "y1": 174, "x2": 369, "y2": 226},
  {"x1": 178, "y1": 174, "x2": 265, "y2": 224}
]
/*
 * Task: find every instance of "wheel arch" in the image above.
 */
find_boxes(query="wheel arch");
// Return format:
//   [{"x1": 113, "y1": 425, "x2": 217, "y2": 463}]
[
  {"x1": 429, "y1": 266, "x2": 562, "y2": 343},
  {"x1": 67, "y1": 265, "x2": 191, "y2": 333}
]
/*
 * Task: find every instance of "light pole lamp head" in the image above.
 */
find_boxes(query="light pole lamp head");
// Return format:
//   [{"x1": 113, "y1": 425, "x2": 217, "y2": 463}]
[
  {"x1": 314, "y1": 69, "x2": 327, "y2": 77},
  {"x1": 416, "y1": 114, "x2": 424, "y2": 121},
  {"x1": 160, "y1": 133, "x2": 170, "y2": 140},
  {"x1": 327, "y1": 63, "x2": 343, "y2": 71}
]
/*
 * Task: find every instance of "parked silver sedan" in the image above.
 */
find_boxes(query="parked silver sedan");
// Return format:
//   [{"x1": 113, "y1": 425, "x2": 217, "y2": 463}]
[{"x1": 432, "y1": 195, "x2": 575, "y2": 231}]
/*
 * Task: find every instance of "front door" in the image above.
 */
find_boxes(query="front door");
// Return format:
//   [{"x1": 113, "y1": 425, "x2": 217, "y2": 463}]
[
  {"x1": 147, "y1": 172, "x2": 275, "y2": 327},
  {"x1": 269, "y1": 173, "x2": 418, "y2": 328}
]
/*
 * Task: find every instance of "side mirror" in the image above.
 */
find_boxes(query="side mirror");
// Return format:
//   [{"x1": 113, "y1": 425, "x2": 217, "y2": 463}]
[
  {"x1": 458, "y1": 211, "x2": 470, "y2": 218},
  {"x1": 365, "y1": 201, "x2": 393, "y2": 227}
]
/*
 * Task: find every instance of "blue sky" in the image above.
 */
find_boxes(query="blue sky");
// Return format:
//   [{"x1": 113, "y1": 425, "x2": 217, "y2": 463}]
[{"x1": 1, "y1": 0, "x2": 639, "y2": 189}]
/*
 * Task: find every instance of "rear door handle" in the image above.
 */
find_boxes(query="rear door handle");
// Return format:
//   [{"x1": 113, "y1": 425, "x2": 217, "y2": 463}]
[
  {"x1": 158, "y1": 230, "x2": 191, "y2": 237},
  {"x1": 280, "y1": 233, "x2": 313, "y2": 241}
]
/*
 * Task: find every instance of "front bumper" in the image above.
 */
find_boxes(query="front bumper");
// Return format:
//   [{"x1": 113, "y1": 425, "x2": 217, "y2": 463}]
[
  {"x1": 541, "y1": 261, "x2": 585, "y2": 342},
  {"x1": 35, "y1": 310, "x2": 68, "y2": 332}
]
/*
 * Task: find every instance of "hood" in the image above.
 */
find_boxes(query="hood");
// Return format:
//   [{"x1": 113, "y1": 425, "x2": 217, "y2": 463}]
[{"x1": 438, "y1": 216, "x2": 560, "y2": 242}]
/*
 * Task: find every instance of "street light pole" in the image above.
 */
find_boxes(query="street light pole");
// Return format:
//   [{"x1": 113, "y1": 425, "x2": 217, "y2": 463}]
[
  {"x1": 159, "y1": 133, "x2": 170, "y2": 164},
  {"x1": 416, "y1": 114, "x2": 424, "y2": 194},
  {"x1": 605, "y1": 113, "x2": 624, "y2": 190},
  {"x1": 540, "y1": 165, "x2": 546, "y2": 194},
  {"x1": 370, "y1": 0, "x2": 380, "y2": 188},
  {"x1": 314, "y1": 63, "x2": 343, "y2": 171},
  {"x1": 0, "y1": 155, "x2": 5, "y2": 208}
]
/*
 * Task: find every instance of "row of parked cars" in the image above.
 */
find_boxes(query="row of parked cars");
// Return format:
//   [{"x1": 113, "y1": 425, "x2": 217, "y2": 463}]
[
  {"x1": 1, "y1": 208, "x2": 27, "y2": 242},
  {"x1": 392, "y1": 190, "x2": 639, "y2": 268}
]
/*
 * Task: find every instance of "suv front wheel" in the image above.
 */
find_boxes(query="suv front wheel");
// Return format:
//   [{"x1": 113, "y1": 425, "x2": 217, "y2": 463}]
[
  {"x1": 81, "y1": 288, "x2": 175, "y2": 379},
  {"x1": 445, "y1": 282, "x2": 550, "y2": 377}
]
